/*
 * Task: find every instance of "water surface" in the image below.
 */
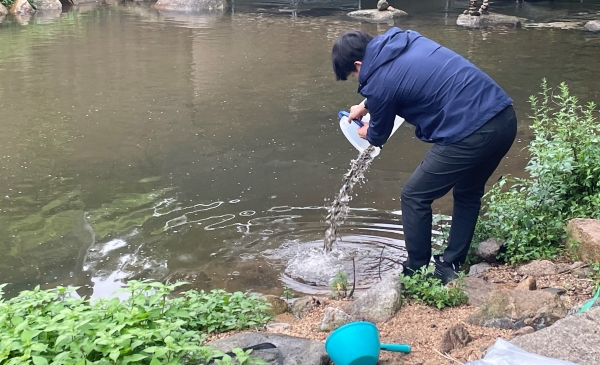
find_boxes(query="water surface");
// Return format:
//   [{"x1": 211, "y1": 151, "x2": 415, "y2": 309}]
[{"x1": 1, "y1": 0, "x2": 599, "y2": 297}]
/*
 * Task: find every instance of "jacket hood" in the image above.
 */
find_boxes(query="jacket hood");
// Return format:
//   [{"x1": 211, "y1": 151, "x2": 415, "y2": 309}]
[{"x1": 358, "y1": 27, "x2": 421, "y2": 93}]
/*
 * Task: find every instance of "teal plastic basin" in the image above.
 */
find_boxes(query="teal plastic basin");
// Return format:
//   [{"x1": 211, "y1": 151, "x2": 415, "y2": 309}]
[{"x1": 325, "y1": 322, "x2": 380, "y2": 365}]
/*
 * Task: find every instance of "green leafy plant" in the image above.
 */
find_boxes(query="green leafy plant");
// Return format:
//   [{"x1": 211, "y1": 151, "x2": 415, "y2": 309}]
[
  {"x1": 282, "y1": 286, "x2": 292, "y2": 306},
  {"x1": 399, "y1": 267, "x2": 468, "y2": 309},
  {"x1": 432, "y1": 214, "x2": 451, "y2": 256},
  {"x1": 0, "y1": 281, "x2": 272, "y2": 365},
  {"x1": 329, "y1": 270, "x2": 349, "y2": 299},
  {"x1": 475, "y1": 80, "x2": 600, "y2": 263},
  {"x1": 589, "y1": 261, "x2": 600, "y2": 291}
]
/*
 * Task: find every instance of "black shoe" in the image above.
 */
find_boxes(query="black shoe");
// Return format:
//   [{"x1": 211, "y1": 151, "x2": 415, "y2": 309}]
[{"x1": 433, "y1": 255, "x2": 459, "y2": 285}]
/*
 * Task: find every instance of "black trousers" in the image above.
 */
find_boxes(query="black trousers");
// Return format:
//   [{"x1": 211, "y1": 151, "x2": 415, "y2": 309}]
[{"x1": 401, "y1": 105, "x2": 517, "y2": 271}]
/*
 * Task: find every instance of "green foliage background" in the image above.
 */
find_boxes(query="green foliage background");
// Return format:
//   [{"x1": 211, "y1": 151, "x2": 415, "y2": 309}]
[
  {"x1": 475, "y1": 80, "x2": 600, "y2": 263},
  {"x1": 0, "y1": 281, "x2": 271, "y2": 365}
]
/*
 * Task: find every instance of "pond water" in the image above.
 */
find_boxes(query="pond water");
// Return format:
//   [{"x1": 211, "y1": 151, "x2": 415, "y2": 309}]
[{"x1": 0, "y1": 0, "x2": 599, "y2": 298}]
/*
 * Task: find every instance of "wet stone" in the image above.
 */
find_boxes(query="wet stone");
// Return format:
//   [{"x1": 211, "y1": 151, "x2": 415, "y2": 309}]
[
  {"x1": 585, "y1": 20, "x2": 600, "y2": 32},
  {"x1": 457, "y1": 12, "x2": 522, "y2": 29}
]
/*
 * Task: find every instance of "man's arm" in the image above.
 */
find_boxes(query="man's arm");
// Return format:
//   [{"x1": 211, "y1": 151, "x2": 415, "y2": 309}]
[{"x1": 364, "y1": 95, "x2": 396, "y2": 147}]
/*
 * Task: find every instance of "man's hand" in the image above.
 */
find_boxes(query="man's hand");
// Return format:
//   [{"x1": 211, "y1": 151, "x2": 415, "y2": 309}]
[
  {"x1": 358, "y1": 122, "x2": 369, "y2": 140},
  {"x1": 348, "y1": 103, "x2": 368, "y2": 123}
]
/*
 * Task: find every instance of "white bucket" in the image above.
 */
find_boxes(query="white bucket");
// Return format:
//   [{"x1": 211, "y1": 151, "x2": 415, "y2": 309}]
[{"x1": 339, "y1": 110, "x2": 404, "y2": 157}]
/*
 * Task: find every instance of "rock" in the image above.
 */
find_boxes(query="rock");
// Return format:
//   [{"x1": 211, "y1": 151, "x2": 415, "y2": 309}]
[
  {"x1": 573, "y1": 267, "x2": 592, "y2": 278},
  {"x1": 347, "y1": 8, "x2": 408, "y2": 22},
  {"x1": 439, "y1": 325, "x2": 472, "y2": 353},
  {"x1": 515, "y1": 276, "x2": 537, "y2": 291},
  {"x1": 509, "y1": 326, "x2": 535, "y2": 339},
  {"x1": 511, "y1": 307, "x2": 600, "y2": 365},
  {"x1": 567, "y1": 219, "x2": 600, "y2": 262},
  {"x1": 585, "y1": 20, "x2": 600, "y2": 32},
  {"x1": 154, "y1": 0, "x2": 227, "y2": 12},
  {"x1": 291, "y1": 296, "x2": 320, "y2": 319},
  {"x1": 264, "y1": 295, "x2": 288, "y2": 316},
  {"x1": 319, "y1": 307, "x2": 352, "y2": 332},
  {"x1": 516, "y1": 260, "x2": 557, "y2": 277},
  {"x1": 466, "y1": 289, "x2": 568, "y2": 330},
  {"x1": 569, "y1": 261, "x2": 585, "y2": 270},
  {"x1": 266, "y1": 322, "x2": 292, "y2": 332},
  {"x1": 474, "y1": 238, "x2": 503, "y2": 262},
  {"x1": 10, "y1": 0, "x2": 35, "y2": 15},
  {"x1": 376, "y1": 0, "x2": 389, "y2": 11},
  {"x1": 208, "y1": 332, "x2": 329, "y2": 365},
  {"x1": 35, "y1": 0, "x2": 62, "y2": 10},
  {"x1": 461, "y1": 276, "x2": 498, "y2": 307},
  {"x1": 468, "y1": 262, "x2": 492, "y2": 277},
  {"x1": 347, "y1": 274, "x2": 402, "y2": 323},
  {"x1": 0, "y1": 3, "x2": 8, "y2": 15},
  {"x1": 457, "y1": 12, "x2": 522, "y2": 29}
]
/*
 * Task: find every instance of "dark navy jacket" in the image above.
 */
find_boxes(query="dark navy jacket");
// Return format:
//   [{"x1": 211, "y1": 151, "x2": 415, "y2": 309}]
[{"x1": 358, "y1": 27, "x2": 513, "y2": 147}]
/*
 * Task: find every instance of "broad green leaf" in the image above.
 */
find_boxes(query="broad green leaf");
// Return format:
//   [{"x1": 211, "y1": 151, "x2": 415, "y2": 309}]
[{"x1": 31, "y1": 356, "x2": 48, "y2": 365}]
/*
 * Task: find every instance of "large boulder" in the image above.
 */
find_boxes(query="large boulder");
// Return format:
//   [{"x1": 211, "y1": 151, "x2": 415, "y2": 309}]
[
  {"x1": 461, "y1": 276, "x2": 498, "y2": 307},
  {"x1": 467, "y1": 289, "x2": 567, "y2": 330},
  {"x1": 347, "y1": 8, "x2": 408, "y2": 22},
  {"x1": 511, "y1": 307, "x2": 600, "y2": 365},
  {"x1": 346, "y1": 274, "x2": 402, "y2": 323},
  {"x1": 585, "y1": 20, "x2": 600, "y2": 32},
  {"x1": 0, "y1": 3, "x2": 9, "y2": 15},
  {"x1": 154, "y1": 0, "x2": 227, "y2": 12},
  {"x1": 457, "y1": 13, "x2": 522, "y2": 29},
  {"x1": 10, "y1": 0, "x2": 35, "y2": 15},
  {"x1": 207, "y1": 332, "x2": 329, "y2": 365},
  {"x1": 516, "y1": 260, "x2": 558, "y2": 277},
  {"x1": 35, "y1": 0, "x2": 62, "y2": 10},
  {"x1": 567, "y1": 218, "x2": 600, "y2": 262}
]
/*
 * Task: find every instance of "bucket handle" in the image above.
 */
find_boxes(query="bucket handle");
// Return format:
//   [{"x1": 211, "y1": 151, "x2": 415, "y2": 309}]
[
  {"x1": 381, "y1": 343, "x2": 411, "y2": 353},
  {"x1": 338, "y1": 110, "x2": 364, "y2": 127}
]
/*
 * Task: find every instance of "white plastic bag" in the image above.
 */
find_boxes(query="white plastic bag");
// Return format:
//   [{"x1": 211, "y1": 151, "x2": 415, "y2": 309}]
[{"x1": 465, "y1": 338, "x2": 578, "y2": 365}]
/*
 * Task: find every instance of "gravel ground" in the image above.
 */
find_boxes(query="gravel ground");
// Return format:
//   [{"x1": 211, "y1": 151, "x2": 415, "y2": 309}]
[{"x1": 206, "y1": 259, "x2": 597, "y2": 365}]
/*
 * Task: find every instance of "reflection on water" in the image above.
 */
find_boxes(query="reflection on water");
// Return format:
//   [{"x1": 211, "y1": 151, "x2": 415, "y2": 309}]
[{"x1": 1, "y1": 0, "x2": 599, "y2": 298}]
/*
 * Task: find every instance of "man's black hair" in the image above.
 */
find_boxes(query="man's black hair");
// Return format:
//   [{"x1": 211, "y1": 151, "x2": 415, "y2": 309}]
[{"x1": 331, "y1": 30, "x2": 374, "y2": 81}]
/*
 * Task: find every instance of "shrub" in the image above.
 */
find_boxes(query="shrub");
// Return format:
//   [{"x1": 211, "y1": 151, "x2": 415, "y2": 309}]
[
  {"x1": 0, "y1": 281, "x2": 271, "y2": 365},
  {"x1": 475, "y1": 80, "x2": 600, "y2": 263},
  {"x1": 399, "y1": 267, "x2": 468, "y2": 309}
]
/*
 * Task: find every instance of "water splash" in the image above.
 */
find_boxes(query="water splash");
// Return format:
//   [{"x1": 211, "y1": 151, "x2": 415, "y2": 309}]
[{"x1": 324, "y1": 146, "x2": 377, "y2": 253}]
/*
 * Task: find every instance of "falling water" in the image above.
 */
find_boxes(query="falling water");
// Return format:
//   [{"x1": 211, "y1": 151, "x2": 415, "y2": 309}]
[{"x1": 323, "y1": 145, "x2": 377, "y2": 253}]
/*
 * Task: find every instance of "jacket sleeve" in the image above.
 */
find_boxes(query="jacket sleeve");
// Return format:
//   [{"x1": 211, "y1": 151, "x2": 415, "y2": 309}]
[{"x1": 364, "y1": 93, "x2": 397, "y2": 148}]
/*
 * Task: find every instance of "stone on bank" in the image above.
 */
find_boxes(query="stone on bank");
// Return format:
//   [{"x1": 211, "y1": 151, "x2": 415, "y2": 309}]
[
  {"x1": 35, "y1": 0, "x2": 62, "y2": 11},
  {"x1": 10, "y1": 0, "x2": 35, "y2": 15},
  {"x1": 511, "y1": 307, "x2": 600, "y2": 365},
  {"x1": 208, "y1": 332, "x2": 329, "y2": 365},
  {"x1": 567, "y1": 218, "x2": 600, "y2": 262},
  {"x1": 0, "y1": 3, "x2": 8, "y2": 16},
  {"x1": 467, "y1": 289, "x2": 567, "y2": 330}
]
